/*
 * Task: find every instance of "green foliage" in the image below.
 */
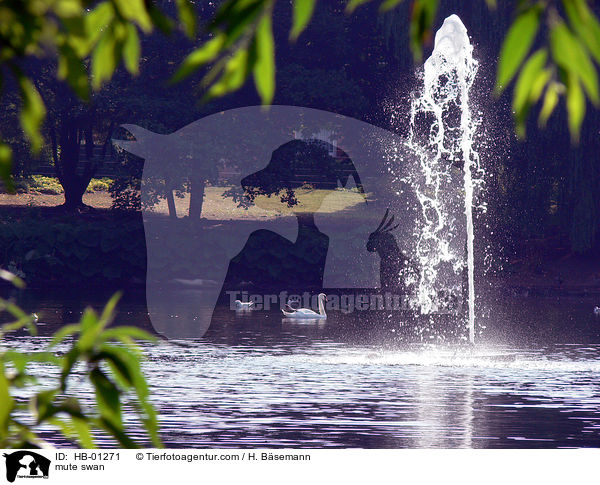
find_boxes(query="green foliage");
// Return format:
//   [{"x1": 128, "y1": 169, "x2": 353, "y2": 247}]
[
  {"x1": 12, "y1": 176, "x2": 113, "y2": 195},
  {"x1": 169, "y1": 0, "x2": 600, "y2": 141},
  {"x1": 18, "y1": 175, "x2": 64, "y2": 195},
  {"x1": 408, "y1": 0, "x2": 439, "y2": 62},
  {"x1": 291, "y1": 0, "x2": 316, "y2": 40},
  {"x1": 496, "y1": 6, "x2": 542, "y2": 94},
  {"x1": 87, "y1": 178, "x2": 114, "y2": 193},
  {"x1": 0, "y1": 290, "x2": 162, "y2": 448},
  {"x1": 3, "y1": 0, "x2": 600, "y2": 195},
  {"x1": 496, "y1": 1, "x2": 600, "y2": 142},
  {"x1": 171, "y1": 0, "x2": 277, "y2": 104},
  {"x1": 0, "y1": 0, "x2": 196, "y2": 190}
]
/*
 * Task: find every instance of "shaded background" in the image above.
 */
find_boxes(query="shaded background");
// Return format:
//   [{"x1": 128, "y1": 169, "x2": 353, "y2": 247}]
[{"x1": 0, "y1": 0, "x2": 599, "y2": 301}]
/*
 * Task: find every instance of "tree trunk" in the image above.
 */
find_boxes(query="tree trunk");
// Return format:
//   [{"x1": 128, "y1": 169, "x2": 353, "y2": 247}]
[
  {"x1": 50, "y1": 110, "x2": 110, "y2": 212},
  {"x1": 166, "y1": 188, "x2": 177, "y2": 219},
  {"x1": 52, "y1": 116, "x2": 90, "y2": 211},
  {"x1": 62, "y1": 182, "x2": 87, "y2": 210},
  {"x1": 188, "y1": 177, "x2": 205, "y2": 219}
]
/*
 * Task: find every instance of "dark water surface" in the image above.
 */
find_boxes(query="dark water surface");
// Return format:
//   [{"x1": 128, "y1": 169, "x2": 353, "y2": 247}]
[{"x1": 4, "y1": 288, "x2": 600, "y2": 448}]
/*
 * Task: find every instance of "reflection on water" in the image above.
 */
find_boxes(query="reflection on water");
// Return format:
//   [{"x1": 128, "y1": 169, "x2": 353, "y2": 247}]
[{"x1": 3, "y1": 290, "x2": 600, "y2": 448}]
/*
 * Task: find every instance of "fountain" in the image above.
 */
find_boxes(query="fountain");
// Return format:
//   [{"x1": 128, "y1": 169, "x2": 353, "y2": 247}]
[{"x1": 405, "y1": 15, "x2": 482, "y2": 343}]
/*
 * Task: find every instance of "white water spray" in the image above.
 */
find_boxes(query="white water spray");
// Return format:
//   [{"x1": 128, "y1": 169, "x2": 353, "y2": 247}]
[{"x1": 405, "y1": 15, "x2": 482, "y2": 343}]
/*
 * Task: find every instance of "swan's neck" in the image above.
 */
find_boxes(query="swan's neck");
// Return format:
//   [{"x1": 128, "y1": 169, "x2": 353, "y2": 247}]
[{"x1": 318, "y1": 295, "x2": 326, "y2": 316}]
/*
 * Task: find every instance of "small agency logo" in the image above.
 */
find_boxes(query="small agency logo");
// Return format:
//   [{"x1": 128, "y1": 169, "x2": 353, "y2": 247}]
[{"x1": 3, "y1": 451, "x2": 51, "y2": 483}]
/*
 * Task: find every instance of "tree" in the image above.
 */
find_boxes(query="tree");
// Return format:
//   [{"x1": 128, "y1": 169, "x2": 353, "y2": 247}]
[
  {"x1": 2, "y1": 0, "x2": 600, "y2": 195},
  {"x1": 46, "y1": 94, "x2": 115, "y2": 210},
  {"x1": 0, "y1": 0, "x2": 197, "y2": 190}
]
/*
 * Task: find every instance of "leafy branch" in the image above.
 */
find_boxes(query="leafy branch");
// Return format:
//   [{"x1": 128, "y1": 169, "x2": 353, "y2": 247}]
[
  {"x1": 0, "y1": 291, "x2": 162, "y2": 448},
  {"x1": 0, "y1": 0, "x2": 195, "y2": 191},
  {"x1": 496, "y1": 0, "x2": 600, "y2": 141}
]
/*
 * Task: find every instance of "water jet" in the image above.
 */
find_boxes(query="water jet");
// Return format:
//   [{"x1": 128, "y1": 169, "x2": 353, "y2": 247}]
[{"x1": 405, "y1": 14, "x2": 482, "y2": 344}]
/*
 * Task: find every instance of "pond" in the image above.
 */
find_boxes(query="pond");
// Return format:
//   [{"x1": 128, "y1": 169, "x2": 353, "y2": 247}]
[{"x1": 5, "y1": 287, "x2": 600, "y2": 448}]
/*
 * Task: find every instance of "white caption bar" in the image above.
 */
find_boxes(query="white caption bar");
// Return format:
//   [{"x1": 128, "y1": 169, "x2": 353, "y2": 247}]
[{"x1": 0, "y1": 449, "x2": 597, "y2": 484}]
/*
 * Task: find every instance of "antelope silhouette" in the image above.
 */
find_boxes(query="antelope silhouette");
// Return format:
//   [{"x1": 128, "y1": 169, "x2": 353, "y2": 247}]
[{"x1": 367, "y1": 209, "x2": 417, "y2": 291}]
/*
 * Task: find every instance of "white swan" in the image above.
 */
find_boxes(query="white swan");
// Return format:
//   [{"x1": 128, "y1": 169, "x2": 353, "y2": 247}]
[
  {"x1": 282, "y1": 293, "x2": 327, "y2": 319},
  {"x1": 234, "y1": 300, "x2": 254, "y2": 310},
  {"x1": 594, "y1": 306, "x2": 600, "y2": 316}
]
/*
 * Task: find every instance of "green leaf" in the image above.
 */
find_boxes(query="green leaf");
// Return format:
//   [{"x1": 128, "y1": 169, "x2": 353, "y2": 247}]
[
  {"x1": 100, "y1": 326, "x2": 158, "y2": 344},
  {"x1": 17, "y1": 76, "x2": 46, "y2": 153},
  {"x1": 147, "y1": 4, "x2": 174, "y2": 34},
  {"x1": 0, "y1": 143, "x2": 14, "y2": 193},
  {"x1": 49, "y1": 323, "x2": 81, "y2": 348},
  {"x1": 90, "y1": 368, "x2": 122, "y2": 428},
  {"x1": 176, "y1": 0, "x2": 197, "y2": 38},
  {"x1": 77, "y1": 309, "x2": 104, "y2": 352},
  {"x1": 55, "y1": 0, "x2": 84, "y2": 18},
  {"x1": 94, "y1": 344, "x2": 160, "y2": 446},
  {"x1": 512, "y1": 48, "x2": 548, "y2": 138},
  {"x1": 2, "y1": 351, "x2": 28, "y2": 373},
  {"x1": 538, "y1": 82, "x2": 560, "y2": 127},
  {"x1": 346, "y1": 0, "x2": 373, "y2": 13},
  {"x1": 123, "y1": 24, "x2": 141, "y2": 75},
  {"x1": 93, "y1": 349, "x2": 134, "y2": 387},
  {"x1": 205, "y1": 48, "x2": 250, "y2": 100},
  {"x1": 171, "y1": 34, "x2": 225, "y2": 83},
  {"x1": 0, "y1": 318, "x2": 35, "y2": 337},
  {"x1": 211, "y1": 0, "x2": 269, "y2": 34},
  {"x1": 85, "y1": 2, "x2": 115, "y2": 48},
  {"x1": 0, "y1": 363, "x2": 14, "y2": 434},
  {"x1": 0, "y1": 300, "x2": 36, "y2": 336},
  {"x1": 113, "y1": 0, "x2": 153, "y2": 32},
  {"x1": 566, "y1": 72, "x2": 585, "y2": 143},
  {"x1": 3, "y1": 351, "x2": 60, "y2": 369},
  {"x1": 409, "y1": 0, "x2": 439, "y2": 62},
  {"x1": 71, "y1": 417, "x2": 96, "y2": 448},
  {"x1": 57, "y1": 46, "x2": 90, "y2": 100},
  {"x1": 496, "y1": 6, "x2": 541, "y2": 94},
  {"x1": 253, "y1": 14, "x2": 275, "y2": 104},
  {"x1": 59, "y1": 397, "x2": 85, "y2": 418},
  {"x1": 0, "y1": 300, "x2": 29, "y2": 321},
  {"x1": 0, "y1": 268, "x2": 24, "y2": 288},
  {"x1": 97, "y1": 416, "x2": 137, "y2": 448},
  {"x1": 211, "y1": 1, "x2": 268, "y2": 52},
  {"x1": 529, "y1": 68, "x2": 552, "y2": 104},
  {"x1": 290, "y1": 0, "x2": 316, "y2": 40},
  {"x1": 563, "y1": 0, "x2": 600, "y2": 64},
  {"x1": 550, "y1": 21, "x2": 599, "y2": 105},
  {"x1": 99, "y1": 292, "x2": 121, "y2": 327},
  {"x1": 380, "y1": 0, "x2": 405, "y2": 12},
  {"x1": 60, "y1": 348, "x2": 81, "y2": 391},
  {"x1": 91, "y1": 29, "x2": 117, "y2": 90},
  {"x1": 32, "y1": 389, "x2": 59, "y2": 423}
]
